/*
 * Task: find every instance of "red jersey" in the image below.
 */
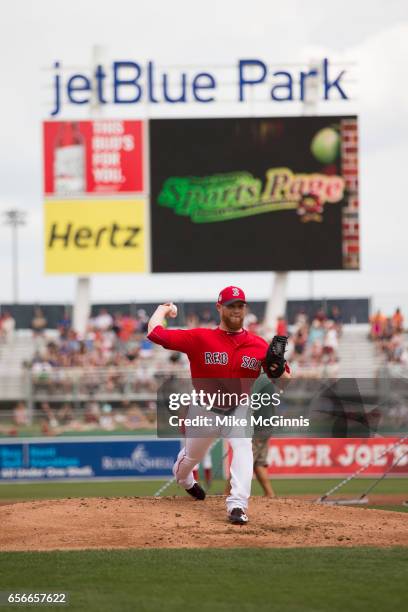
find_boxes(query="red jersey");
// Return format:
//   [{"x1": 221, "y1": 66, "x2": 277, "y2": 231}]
[{"x1": 148, "y1": 325, "x2": 278, "y2": 379}]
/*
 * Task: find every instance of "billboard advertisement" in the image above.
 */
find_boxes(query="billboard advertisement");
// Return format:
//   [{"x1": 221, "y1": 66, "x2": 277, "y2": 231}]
[
  {"x1": 0, "y1": 438, "x2": 181, "y2": 481},
  {"x1": 264, "y1": 438, "x2": 408, "y2": 477},
  {"x1": 150, "y1": 116, "x2": 359, "y2": 272},
  {"x1": 44, "y1": 199, "x2": 147, "y2": 274},
  {"x1": 43, "y1": 119, "x2": 144, "y2": 195}
]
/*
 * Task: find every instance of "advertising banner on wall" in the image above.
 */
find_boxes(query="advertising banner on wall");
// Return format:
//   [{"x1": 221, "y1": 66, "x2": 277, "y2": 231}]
[
  {"x1": 44, "y1": 199, "x2": 147, "y2": 274},
  {"x1": 43, "y1": 120, "x2": 144, "y2": 195},
  {"x1": 150, "y1": 116, "x2": 359, "y2": 272},
  {"x1": 0, "y1": 438, "x2": 181, "y2": 481},
  {"x1": 264, "y1": 438, "x2": 408, "y2": 477}
]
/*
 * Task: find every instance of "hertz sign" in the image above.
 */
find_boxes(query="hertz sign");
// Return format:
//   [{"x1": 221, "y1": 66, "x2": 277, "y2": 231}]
[
  {"x1": 43, "y1": 119, "x2": 146, "y2": 274},
  {"x1": 44, "y1": 200, "x2": 146, "y2": 274}
]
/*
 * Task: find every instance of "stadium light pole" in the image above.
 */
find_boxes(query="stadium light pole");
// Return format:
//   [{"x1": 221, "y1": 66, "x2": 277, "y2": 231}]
[
  {"x1": 3, "y1": 209, "x2": 26, "y2": 303},
  {"x1": 72, "y1": 44, "x2": 105, "y2": 336}
]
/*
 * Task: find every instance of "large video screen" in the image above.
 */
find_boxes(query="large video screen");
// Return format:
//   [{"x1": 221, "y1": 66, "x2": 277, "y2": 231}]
[{"x1": 150, "y1": 116, "x2": 359, "y2": 272}]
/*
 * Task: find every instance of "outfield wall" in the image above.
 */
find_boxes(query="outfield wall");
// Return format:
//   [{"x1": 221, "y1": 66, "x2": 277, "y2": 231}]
[
  {"x1": 265, "y1": 438, "x2": 408, "y2": 478},
  {"x1": 1, "y1": 437, "x2": 407, "y2": 482},
  {"x1": 0, "y1": 436, "x2": 181, "y2": 482}
]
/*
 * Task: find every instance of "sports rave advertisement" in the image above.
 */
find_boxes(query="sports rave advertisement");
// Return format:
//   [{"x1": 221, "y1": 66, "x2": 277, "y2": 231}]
[
  {"x1": 149, "y1": 116, "x2": 359, "y2": 272},
  {"x1": 43, "y1": 119, "x2": 144, "y2": 195}
]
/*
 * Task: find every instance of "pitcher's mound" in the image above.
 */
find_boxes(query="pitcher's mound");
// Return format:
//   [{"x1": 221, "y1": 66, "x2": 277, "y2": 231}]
[{"x1": 1, "y1": 496, "x2": 408, "y2": 551}]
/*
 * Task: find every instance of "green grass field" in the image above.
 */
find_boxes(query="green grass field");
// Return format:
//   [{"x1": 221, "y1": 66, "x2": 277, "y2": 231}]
[
  {"x1": 1, "y1": 479, "x2": 407, "y2": 610},
  {"x1": 0, "y1": 477, "x2": 407, "y2": 502},
  {"x1": 0, "y1": 548, "x2": 407, "y2": 612}
]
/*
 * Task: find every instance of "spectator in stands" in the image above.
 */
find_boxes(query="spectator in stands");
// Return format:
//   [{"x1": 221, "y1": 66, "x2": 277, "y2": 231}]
[
  {"x1": 136, "y1": 309, "x2": 149, "y2": 334},
  {"x1": 13, "y1": 401, "x2": 29, "y2": 427},
  {"x1": 367, "y1": 307, "x2": 408, "y2": 366},
  {"x1": 105, "y1": 365, "x2": 125, "y2": 393},
  {"x1": 370, "y1": 310, "x2": 386, "y2": 340},
  {"x1": 388, "y1": 332, "x2": 406, "y2": 363},
  {"x1": 122, "y1": 401, "x2": 154, "y2": 430},
  {"x1": 315, "y1": 308, "x2": 327, "y2": 323},
  {"x1": 111, "y1": 311, "x2": 123, "y2": 336},
  {"x1": 57, "y1": 402, "x2": 75, "y2": 426},
  {"x1": 123, "y1": 333, "x2": 140, "y2": 362},
  {"x1": 31, "y1": 307, "x2": 47, "y2": 337},
  {"x1": 117, "y1": 313, "x2": 137, "y2": 342},
  {"x1": 307, "y1": 320, "x2": 325, "y2": 366},
  {"x1": 139, "y1": 337, "x2": 153, "y2": 359},
  {"x1": 293, "y1": 328, "x2": 307, "y2": 363},
  {"x1": 99, "y1": 403, "x2": 115, "y2": 431},
  {"x1": 392, "y1": 308, "x2": 404, "y2": 333},
  {"x1": 62, "y1": 329, "x2": 81, "y2": 358},
  {"x1": 145, "y1": 400, "x2": 157, "y2": 424},
  {"x1": 84, "y1": 400, "x2": 101, "y2": 424},
  {"x1": 186, "y1": 311, "x2": 199, "y2": 328},
  {"x1": 381, "y1": 317, "x2": 394, "y2": 342},
  {"x1": 308, "y1": 319, "x2": 325, "y2": 346},
  {"x1": 309, "y1": 339, "x2": 324, "y2": 367},
  {"x1": 0, "y1": 311, "x2": 16, "y2": 343},
  {"x1": 329, "y1": 305, "x2": 343, "y2": 336},
  {"x1": 199, "y1": 308, "x2": 216, "y2": 327},
  {"x1": 323, "y1": 321, "x2": 339, "y2": 364},
  {"x1": 57, "y1": 310, "x2": 71, "y2": 339},
  {"x1": 244, "y1": 308, "x2": 259, "y2": 333},
  {"x1": 94, "y1": 308, "x2": 113, "y2": 331},
  {"x1": 276, "y1": 316, "x2": 288, "y2": 337},
  {"x1": 39, "y1": 402, "x2": 58, "y2": 433},
  {"x1": 32, "y1": 358, "x2": 54, "y2": 392},
  {"x1": 294, "y1": 309, "x2": 308, "y2": 330},
  {"x1": 133, "y1": 363, "x2": 156, "y2": 392}
]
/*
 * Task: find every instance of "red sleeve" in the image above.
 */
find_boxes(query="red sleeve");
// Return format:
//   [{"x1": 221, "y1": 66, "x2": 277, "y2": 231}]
[{"x1": 147, "y1": 325, "x2": 194, "y2": 354}]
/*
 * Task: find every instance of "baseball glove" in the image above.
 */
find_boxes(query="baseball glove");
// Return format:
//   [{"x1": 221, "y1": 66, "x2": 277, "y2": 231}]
[{"x1": 265, "y1": 335, "x2": 288, "y2": 378}]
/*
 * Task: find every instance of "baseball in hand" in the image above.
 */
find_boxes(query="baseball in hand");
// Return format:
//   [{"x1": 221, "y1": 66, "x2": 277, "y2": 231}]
[{"x1": 169, "y1": 304, "x2": 178, "y2": 318}]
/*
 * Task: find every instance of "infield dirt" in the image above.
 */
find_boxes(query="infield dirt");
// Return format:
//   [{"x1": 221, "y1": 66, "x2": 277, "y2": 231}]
[{"x1": 1, "y1": 496, "x2": 408, "y2": 551}]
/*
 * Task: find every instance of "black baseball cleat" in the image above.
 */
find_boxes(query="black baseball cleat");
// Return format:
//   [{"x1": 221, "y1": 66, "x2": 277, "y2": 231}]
[
  {"x1": 228, "y1": 507, "x2": 249, "y2": 525},
  {"x1": 186, "y1": 483, "x2": 206, "y2": 500}
]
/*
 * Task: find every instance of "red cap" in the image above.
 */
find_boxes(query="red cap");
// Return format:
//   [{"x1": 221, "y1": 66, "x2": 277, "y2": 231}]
[{"x1": 217, "y1": 286, "x2": 246, "y2": 305}]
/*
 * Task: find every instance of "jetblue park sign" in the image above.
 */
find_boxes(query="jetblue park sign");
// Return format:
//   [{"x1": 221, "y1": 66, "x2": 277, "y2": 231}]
[{"x1": 50, "y1": 58, "x2": 349, "y2": 116}]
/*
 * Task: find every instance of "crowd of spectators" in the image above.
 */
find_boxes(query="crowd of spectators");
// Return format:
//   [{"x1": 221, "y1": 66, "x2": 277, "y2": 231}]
[
  {"x1": 27, "y1": 304, "x2": 349, "y2": 392},
  {"x1": 3, "y1": 303, "x2": 408, "y2": 436},
  {"x1": 286, "y1": 306, "x2": 342, "y2": 374},
  {"x1": 29, "y1": 308, "x2": 163, "y2": 395},
  {"x1": 0, "y1": 399, "x2": 156, "y2": 437},
  {"x1": 13, "y1": 301, "x2": 407, "y2": 391},
  {"x1": 37, "y1": 399, "x2": 156, "y2": 435},
  {"x1": 369, "y1": 308, "x2": 406, "y2": 363}
]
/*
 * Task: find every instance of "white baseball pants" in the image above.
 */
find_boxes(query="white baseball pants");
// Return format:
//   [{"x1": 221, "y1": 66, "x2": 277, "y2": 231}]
[{"x1": 173, "y1": 405, "x2": 253, "y2": 512}]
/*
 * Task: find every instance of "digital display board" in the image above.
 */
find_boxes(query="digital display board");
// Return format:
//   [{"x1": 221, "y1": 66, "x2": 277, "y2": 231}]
[{"x1": 150, "y1": 116, "x2": 359, "y2": 272}]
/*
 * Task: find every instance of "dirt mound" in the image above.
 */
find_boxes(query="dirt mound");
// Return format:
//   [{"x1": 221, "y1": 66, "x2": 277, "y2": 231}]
[{"x1": 1, "y1": 496, "x2": 407, "y2": 551}]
